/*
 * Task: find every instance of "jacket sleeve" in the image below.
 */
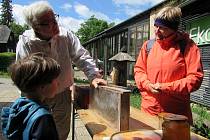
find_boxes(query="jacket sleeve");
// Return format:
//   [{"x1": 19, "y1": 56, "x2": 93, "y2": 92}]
[
  {"x1": 160, "y1": 41, "x2": 204, "y2": 94},
  {"x1": 134, "y1": 41, "x2": 151, "y2": 92},
  {"x1": 67, "y1": 31, "x2": 100, "y2": 81}
]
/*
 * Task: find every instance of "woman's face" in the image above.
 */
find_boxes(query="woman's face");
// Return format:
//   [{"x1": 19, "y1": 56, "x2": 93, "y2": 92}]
[
  {"x1": 33, "y1": 10, "x2": 59, "y2": 40},
  {"x1": 154, "y1": 25, "x2": 175, "y2": 40}
]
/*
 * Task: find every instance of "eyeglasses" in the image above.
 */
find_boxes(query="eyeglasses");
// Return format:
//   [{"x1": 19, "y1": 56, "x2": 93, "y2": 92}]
[{"x1": 36, "y1": 14, "x2": 59, "y2": 27}]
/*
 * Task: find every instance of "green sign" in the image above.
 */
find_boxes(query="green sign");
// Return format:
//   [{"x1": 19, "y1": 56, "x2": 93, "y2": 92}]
[{"x1": 186, "y1": 15, "x2": 210, "y2": 45}]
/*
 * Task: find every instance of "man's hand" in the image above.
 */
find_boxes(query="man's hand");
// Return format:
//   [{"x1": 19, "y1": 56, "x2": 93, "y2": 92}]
[{"x1": 91, "y1": 78, "x2": 107, "y2": 88}]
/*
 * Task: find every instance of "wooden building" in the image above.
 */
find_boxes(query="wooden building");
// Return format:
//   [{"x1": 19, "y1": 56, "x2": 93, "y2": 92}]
[
  {"x1": 180, "y1": 0, "x2": 210, "y2": 107},
  {"x1": 0, "y1": 25, "x2": 16, "y2": 52},
  {"x1": 83, "y1": 0, "x2": 210, "y2": 107}
]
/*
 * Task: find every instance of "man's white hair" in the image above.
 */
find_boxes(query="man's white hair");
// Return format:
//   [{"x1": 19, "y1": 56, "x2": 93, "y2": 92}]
[{"x1": 23, "y1": 1, "x2": 53, "y2": 27}]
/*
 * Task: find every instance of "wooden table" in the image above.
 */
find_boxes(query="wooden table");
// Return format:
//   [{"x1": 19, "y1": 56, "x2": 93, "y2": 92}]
[{"x1": 77, "y1": 107, "x2": 208, "y2": 140}]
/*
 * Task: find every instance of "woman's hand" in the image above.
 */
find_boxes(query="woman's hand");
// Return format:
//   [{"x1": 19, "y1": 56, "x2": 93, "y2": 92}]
[{"x1": 148, "y1": 82, "x2": 161, "y2": 94}]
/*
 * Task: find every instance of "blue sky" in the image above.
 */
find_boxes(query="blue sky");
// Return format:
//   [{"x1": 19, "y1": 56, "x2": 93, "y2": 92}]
[{"x1": 10, "y1": 0, "x2": 164, "y2": 32}]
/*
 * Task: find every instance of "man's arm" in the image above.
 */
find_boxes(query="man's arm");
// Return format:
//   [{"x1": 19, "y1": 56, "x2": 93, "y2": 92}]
[{"x1": 67, "y1": 31, "x2": 107, "y2": 87}]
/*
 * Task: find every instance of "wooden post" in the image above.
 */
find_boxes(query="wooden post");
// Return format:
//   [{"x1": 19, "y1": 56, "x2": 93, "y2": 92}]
[
  {"x1": 104, "y1": 38, "x2": 108, "y2": 79},
  {"x1": 112, "y1": 61, "x2": 127, "y2": 87}
]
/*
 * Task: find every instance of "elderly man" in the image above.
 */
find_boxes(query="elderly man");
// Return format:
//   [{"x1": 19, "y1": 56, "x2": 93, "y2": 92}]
[{"x1": 16, "y1": 1, "x2": 107, "y2": 139}]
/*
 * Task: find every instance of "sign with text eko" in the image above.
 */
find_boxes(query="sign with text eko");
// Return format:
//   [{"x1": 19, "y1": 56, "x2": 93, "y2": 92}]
[{"x1": 186, "y1": 15, "x2": 210, "y2": 45}]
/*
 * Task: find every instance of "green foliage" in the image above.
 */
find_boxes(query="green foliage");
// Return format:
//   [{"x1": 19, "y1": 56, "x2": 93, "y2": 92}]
[
  {"x1": 76, "y1": 15, "x2": 115, "y2": 44},
  {"x1": 10, "y1": 22, "x2": 29, "y2": 42},
  {"x1": 192, "y1": 123, "x2": 210, "y2": 139},
  {"x1": 191, "y1": 104, "x2": 210, "y2": 121},
  {"x1": 191, "y1": 103, "x2": 210, "y2": 138},
  {"x1": 0, "y1": 71, "x2": 10, "y2": 78},
  {"x1": 130, "y1": 93, "x2": 141, "y2": 109},
  {"x1": 129, "y1": 84, "x2": 141, "y2": 108},
  {"x1": 109, "y1": 22, "x2": 115, "y2": 28},
  {"x1": 128, "y1": 84, "x2": 140, "y2": 94},
  {"x1": 74, "y1": 78, "x2": 89, "y2": 84},
  {"x1": 0, "y1": 0, "x2": 13, "y2": 26},
  {"x1": 0, "y1": 52, "x2": 15, "y2": 71}
]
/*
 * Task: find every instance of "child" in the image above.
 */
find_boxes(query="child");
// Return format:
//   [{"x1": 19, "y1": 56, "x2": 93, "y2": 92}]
[{"x1": 1, "y1": 52, "x2": 60, "y2": 140}]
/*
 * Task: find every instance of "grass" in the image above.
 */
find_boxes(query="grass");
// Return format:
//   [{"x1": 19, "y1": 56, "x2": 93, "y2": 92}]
[
  {"x1": 130, "y1": 93, "x2": 141, "y2": 109},
  {"x1": 0, "y1": 71, "x2": 10, "y2": 78},
  {"x1": 191, "y1": 103, "x2": 210, "y2": 138},
  {"x1": 191, "y1": 103, "x2": 210, "y2": 121},
  {"x1": 74, "y1": 78, "x2": 89, "y2": 84}
]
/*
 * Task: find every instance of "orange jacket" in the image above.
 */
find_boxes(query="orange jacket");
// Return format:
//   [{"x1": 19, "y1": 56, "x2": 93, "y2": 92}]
[{"x1": 134, "y1": 32, "x2": 203, "y2": 124}]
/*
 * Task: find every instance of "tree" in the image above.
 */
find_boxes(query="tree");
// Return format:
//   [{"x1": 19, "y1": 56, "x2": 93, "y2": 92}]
[
  {"x1": 10, "y1": 22, "x2": 29, "y2": 42},
  {"x1": 76, "y1": 15, "x2": 115, "y2": 44},
  {"x1": 0, "y1": 0, "x2": 13, "y2": 26}
]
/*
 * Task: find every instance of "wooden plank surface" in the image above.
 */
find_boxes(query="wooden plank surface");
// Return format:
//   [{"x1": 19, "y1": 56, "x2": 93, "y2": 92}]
[
  {"x1": 77, "y1": 106, "x2": 208, "y2": 140},
  {"x1": 77, "y1": 106, "x2": 160, "y2": 139},
  {"x1": 77, "y1": 109, "x2": 117, "y2": 139},
  {"x1": 129, "y1": 107, "x2": 160, "y2": 130}
]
